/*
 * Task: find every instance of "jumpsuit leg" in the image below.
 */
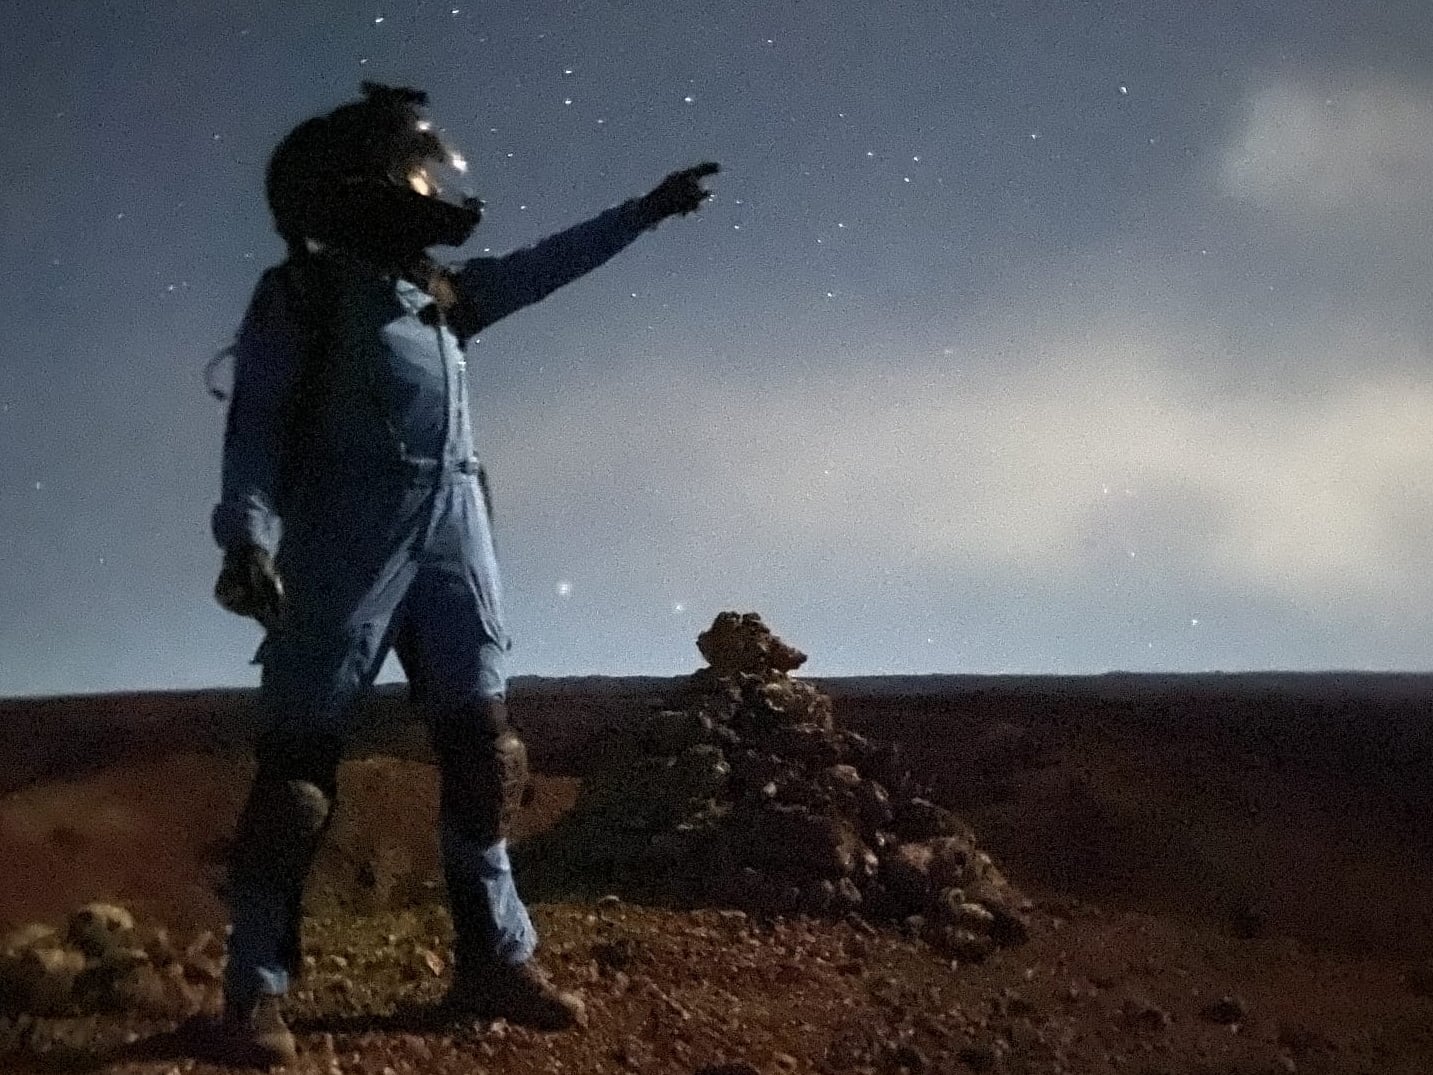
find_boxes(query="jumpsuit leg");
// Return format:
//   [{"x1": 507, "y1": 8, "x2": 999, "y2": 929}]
[
  {"x1": 394, "y1": 475, "x2": 537, "y2": 974},
  {"x1": 223, "y1": 729, "x2": 344, "y2": 1006},
  {"x1": 224, "y1": 554, "x2": 417, "y2": 1011},
  {"x1": 221, "y1": 468, "x2": 437, "y2": 1012}
]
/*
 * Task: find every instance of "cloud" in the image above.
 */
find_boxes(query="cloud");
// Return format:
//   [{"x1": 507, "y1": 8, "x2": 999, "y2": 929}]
[
  {"x1": 480, "y1": 73, "x2": 1433, "y2": 660},
  {"x1": 1219, "y1": 79, "x2": 1433, "y2": 220},
  {"x1": 490, "y1": 315, "x2": 1433, "y2": 616}
]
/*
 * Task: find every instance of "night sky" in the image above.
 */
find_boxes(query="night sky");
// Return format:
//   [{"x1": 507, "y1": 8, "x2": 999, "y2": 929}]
[{"x1": 3, "y1": 2, "x2": 1432, "y2": 697}]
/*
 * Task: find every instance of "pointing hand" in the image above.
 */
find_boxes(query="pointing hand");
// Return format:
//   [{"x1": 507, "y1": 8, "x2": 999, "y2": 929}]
[{"x1": 641, "y1": 161, "x2": 720, "y2": 223}]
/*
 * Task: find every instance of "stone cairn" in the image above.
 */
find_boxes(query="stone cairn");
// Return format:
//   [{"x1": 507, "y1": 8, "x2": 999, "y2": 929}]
[
  {"x1": 564, "y1": 612, "x2": 1029, "y2": 961},
  {"x1": 0, "y1": 902, "x2": 222, "y2": 1019}
]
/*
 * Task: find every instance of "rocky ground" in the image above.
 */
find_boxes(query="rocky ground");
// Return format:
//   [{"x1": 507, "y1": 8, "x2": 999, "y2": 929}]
[
  {"x1": 2, "y1": 619, "x2": 1433, "y2": 1073},
  {"x1": 3, "y1": 894, "x2": 1432, "y2": 1074}
]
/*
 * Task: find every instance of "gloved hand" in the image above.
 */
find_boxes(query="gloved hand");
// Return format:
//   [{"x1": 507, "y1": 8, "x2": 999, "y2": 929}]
[
  {"x1": 215, "y1": 543, "x2": 287, "y2": 631},
  {"x1": 640, "y1": 161, "x2": 720, "y2": 224}
]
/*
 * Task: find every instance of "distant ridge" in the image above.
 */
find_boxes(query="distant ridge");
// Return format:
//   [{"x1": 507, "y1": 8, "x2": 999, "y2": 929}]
[
  {"x1": 5, "y1": 670, "x2": 1433, "y2": 706},
  {"x1": 3, "y1": 672, "x2": 1433, "y2": 799}
]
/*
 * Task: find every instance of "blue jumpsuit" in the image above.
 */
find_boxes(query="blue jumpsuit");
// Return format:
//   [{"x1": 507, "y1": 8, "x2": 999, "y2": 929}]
[{"x1": 213, "y1": 197, "x2": 654, "y2": 1003}]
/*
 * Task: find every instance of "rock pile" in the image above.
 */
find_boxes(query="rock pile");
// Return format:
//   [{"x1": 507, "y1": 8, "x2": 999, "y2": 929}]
[
  {"x1": 562, "y1": 612, "x2": 1029, "y2": 961},
  {"x1": 0, "y1": 902, "x2": 221, "y2": 1018}
]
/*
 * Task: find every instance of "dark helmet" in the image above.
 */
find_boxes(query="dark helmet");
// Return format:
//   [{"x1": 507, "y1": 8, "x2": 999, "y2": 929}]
[{"x1": 265, "y1": 82, "x2": 483, "y2": 257}]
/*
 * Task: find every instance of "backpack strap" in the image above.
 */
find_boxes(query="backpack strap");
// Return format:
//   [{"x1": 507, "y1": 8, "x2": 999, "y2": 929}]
[
  {"x1": 275, "y1": 252, "x2": 412, "y2": 484},
  {"x1": 272, "y1": 254, "x2": 337, "y2": 499}
]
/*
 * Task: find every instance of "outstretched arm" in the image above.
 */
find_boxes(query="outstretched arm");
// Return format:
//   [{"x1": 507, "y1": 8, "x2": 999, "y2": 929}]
[
  {"x1": 453, "y1": 197, "x2": 654, "y2": 334},
  {"x1": 211, "y1": 268, "x2": 303, "y2": 557},
  {"x1": 452, "y1": 161, "x2": 719, "y2": 335}
]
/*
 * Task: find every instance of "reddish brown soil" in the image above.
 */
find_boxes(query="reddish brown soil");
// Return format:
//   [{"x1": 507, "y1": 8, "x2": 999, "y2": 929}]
[{"x1": 1, "y1": 678, "x2": 1431, "y2": 1073}]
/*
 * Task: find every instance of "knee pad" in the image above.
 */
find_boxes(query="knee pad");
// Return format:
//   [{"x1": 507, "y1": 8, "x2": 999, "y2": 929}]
[
  {"x1": 435, "y1": 699, "x2": 530, "y2": 844},
  {"x1": 228, "y1": 778, "x2": 334, "y2": 893}
]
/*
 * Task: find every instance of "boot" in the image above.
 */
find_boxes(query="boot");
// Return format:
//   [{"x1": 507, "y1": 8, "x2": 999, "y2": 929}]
[
  {"x1": 440, "y1": 957, "x2": 587, "y2": 1030},
  {"x1": 211, "y1": 992, "x2": 298, "y2": 1067}
]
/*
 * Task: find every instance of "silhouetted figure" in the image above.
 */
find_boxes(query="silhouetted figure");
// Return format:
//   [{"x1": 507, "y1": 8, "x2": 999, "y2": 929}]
[{"x1": 208, "y1": 81, "x2": 718, "y2": 1066}]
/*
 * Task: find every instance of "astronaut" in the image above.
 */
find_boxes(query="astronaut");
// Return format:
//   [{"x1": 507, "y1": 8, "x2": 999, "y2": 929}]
[{"x1": 208, "y1": 81, "x2": 717, "y2": 1066}]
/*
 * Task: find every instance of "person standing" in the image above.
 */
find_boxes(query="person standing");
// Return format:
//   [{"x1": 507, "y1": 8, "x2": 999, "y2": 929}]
[{"x1": 208, "y1": 81, "x2": 717, "y2": 1066}]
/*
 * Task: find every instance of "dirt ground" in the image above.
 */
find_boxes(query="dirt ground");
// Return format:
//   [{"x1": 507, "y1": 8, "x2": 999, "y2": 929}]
[{"x1": 1, "y1": 678, "x2": 1432, "y2": 1074}]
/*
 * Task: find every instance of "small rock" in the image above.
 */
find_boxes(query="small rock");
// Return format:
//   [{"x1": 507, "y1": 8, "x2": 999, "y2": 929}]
[
  {"x1": 66, "y1": 904, "x2": 135, "y2": 960},
  {"x1": 881, "y1": 843, "x2": 936, "y2": 906},
  {"x1": 855, "y1": 779, "x2": 894, "y2": 829},
  {"x1": 398, "y1": 1033, "x2": 431, "y2": 1060},
  {"x1": 134, "y1": 925, "x2": 178, "y2": 967},
  {"x1": 928, "y1": 836, "x2": 978, "y2": 888},
  {"x1": 90, "y1": 943, "x2": 152, "y2": 990},
  {"x1": 949, "y1": 901, "x2": 996, "y2": 934},
  {"x1": 111, "y1": 964, "x2": 187, "y2": 1016},
  {"x1": 418, "y1": 948, "x2": 445, "y2": 977},
  {"x1": 1, "y1": 945, "x2": 87, "y2": 1015},
  {"x1": 1201, "y1": 994, "x2": 1248, "y2": 1025},
  {"x1": 929, "y1": 927, "x2": 994, "y2": 964},
  {"x1": 746, "y1": 805, "x2": 866, "y2": 879},
  {"x1": 0, "y1": 925, "x2": 58, "y2": 957},
  {"x1": 835, "y1": 876, "x2": 863, "y2": 909},
  {"x1": 183, "y1": 954, "x2": 225, "y2": 983},
  {"x1": 772, "y1": 1053, "x2": 799, "y2": 1072},
  {"x1": 988, "y1": 906, "x2": 1030, "y2": 946},
  {"x1": 845, "y1": 912, "x2": 877, "y2": 935},
  {"x1": 593, "y1": 937, "x2": 637, "y2": 974}
]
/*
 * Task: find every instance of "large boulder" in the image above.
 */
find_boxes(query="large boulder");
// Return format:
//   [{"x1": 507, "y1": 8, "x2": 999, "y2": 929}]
[{"x1": 697, "y1": 611, "x2": 808, "y2": 676}]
